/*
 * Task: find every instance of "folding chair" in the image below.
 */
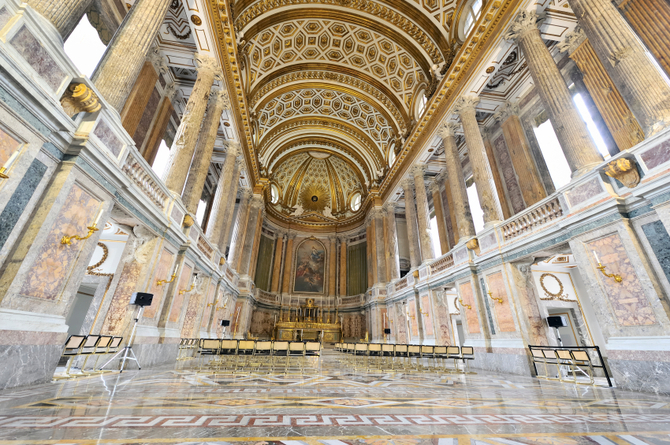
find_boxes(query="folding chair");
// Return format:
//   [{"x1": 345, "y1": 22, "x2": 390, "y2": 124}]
[{"x1": 54, "y1": 335, "x2": 87, "y2": 379}]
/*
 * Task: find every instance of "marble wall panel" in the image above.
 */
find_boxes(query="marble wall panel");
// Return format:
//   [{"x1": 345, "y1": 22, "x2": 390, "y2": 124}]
[
  {"x1": 170, "y1": 205, "x2": 183, "y2": 225},
  {"x1": 215, "y1": 294, "x2": 233, "y2": 337},
  {"x1": 0, "y1": 7, "x2": 12, "y2": 30},
  {"x1": 93, "y1": 119, "x2": 123, "y2": 158},
  {"x1": 459, "y1": 281, "x2": 480, "y2": 334},
  {"x1": 143, "y1": 248, "x2": 174, "y2": 319},
  {"x1": 479, "y1": 232, "x2": 497, "y2": 252},
  {"x1": 200, "y1": 284, "x2": 217, "y2": 330},
  {"x1": 488, "y1": 271, "x2": 516, "y2": 332},
  {"x1": 10, "y1": 26, "x2": 65, "y2": 91},
  {"x1": 132, "y1": 87, "x2": 160, "y2": 149},
  {"x1": 0, "y1": 126, "x2": 20, "y2": 166},
  {"x1": 641, "y1": 140, "x2": 670, "y2": 170},
  {"x1": 408, "y1": 299, "x2": 419, "y2": 338},
  {"x1": 641, "y1": 220, "x2": 670, "y2": 284},
  {"x1": 250, "y1": 308, "x2": 275, "y2": 338},
  {"x1": 433, "y1": 297, "x2": 451, "y2": 345},
  {"x1": 0, "y1": 344, "x2": 62, "y2": 390},
  {"x1": 588, "y1": 234, "x2": 656, "y2": 326},
  {"x1": 394, "y1": 302, "x2": 407, "y2": 343},
  {"x1": 421, "y1": 294, "x2": 434, "y2": 337},
  {"x1": 133, "y1": 343, "x2": 178, "y2": 368},
  {"x1": 493, "y1": 135, "x2": 525, "y2": 214},
  {"x1": 100, "y1": 260, "x2": 141, "y2": 336},
  {"x1": 168, "y1": 265, "x2": 193, "y2": 323},
  {"x1": 20, "y1": 184, "x2": 100, "y2": 300},
  {"x1": 180, "y1": 284, "x2": 205, "y2": 338},
  {"x1": 341, "y1": 312, "x2": 365, "y2": 339},
  {"x1": 565, "y1": 177, "x2": 603, "y2": 208}
]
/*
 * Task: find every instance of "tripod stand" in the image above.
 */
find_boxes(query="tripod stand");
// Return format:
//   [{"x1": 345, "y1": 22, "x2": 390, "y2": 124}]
[{"x1": 99, "y1": 306, "x2": 143, "y2": 373}]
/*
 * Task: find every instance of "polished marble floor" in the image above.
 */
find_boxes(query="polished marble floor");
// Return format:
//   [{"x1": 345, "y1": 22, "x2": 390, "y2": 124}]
[{"x1": 2, "y1": 352, "x2": 670, "y2": 444}]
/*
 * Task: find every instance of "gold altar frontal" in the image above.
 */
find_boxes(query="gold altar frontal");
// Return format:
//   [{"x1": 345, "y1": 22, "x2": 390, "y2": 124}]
[{"x1": 275, "y1": 298, "x2": 342, "y2": 342}]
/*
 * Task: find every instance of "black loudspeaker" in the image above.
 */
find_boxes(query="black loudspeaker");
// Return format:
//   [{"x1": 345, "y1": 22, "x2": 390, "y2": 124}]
[
  {"x1": 384, "y1": 328, "x2": 391, "y2": 335},
  {"x1": 130, "y1": 292, "x2": 153, "y2": 307},
  {"x1": 547, "y1": 315, "x2": 568, "y2": 328},
  {"x1": 221, "y1": 320, "x2": 231, "y2": 327}
]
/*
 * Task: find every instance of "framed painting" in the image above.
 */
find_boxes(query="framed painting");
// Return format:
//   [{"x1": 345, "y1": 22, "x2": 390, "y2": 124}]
[{"x1": 293, "y1": 238, "x2": 326, "y2": 294}]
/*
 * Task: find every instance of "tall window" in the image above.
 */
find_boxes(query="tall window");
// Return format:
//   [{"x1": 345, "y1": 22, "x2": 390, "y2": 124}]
[
  {"x1": 533, "y1": 120, "x2": 571, "y2": 189},
  {"x1": 64, "y1": 17, "x2": 106, "y2": 77},
  {"x1": 466, "y1": 182, "x2": 485, "y2": 233},
  {"x1": 388, "y1": 145, "x2": 396, "y2": 167},
  {"x1": 416, "y1": 91, "x2": 428, "y2": 117},
  {"x1": 429, "y1": 215, "x2": 442, "y2": 256},
  {"x1": 270, "y1": 184, "x2": 280, "y2": 204},
  {"x1": 151, "y1": 140, "x2": 171, "y2": 177},
  {"x1": 462, "y1": 0, "x2": 483, "y2": 38},
  {"x1": 195, "y1": 199, "x2": 208, "y2": 226},
  {"x1": 573, "y1": 93, "x2": 610, "y2": 159}
]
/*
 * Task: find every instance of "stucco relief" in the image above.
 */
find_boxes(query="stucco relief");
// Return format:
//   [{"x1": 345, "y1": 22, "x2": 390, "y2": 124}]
[
  {"x1": 394, "y1": 302, "x2": 408, "y2": 344},
  {"x1": 20, "y1": 184, "x2": 101, "y2": 300},
  {"x1": 433, "y1": 291, "x2": 451, "y2": 345}
]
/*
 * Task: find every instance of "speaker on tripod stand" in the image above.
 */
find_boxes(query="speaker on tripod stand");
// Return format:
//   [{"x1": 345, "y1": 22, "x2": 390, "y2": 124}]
[
  {"x1": 99, "y1": 292, "x2": 153, "y2": 373},
  {"x1": 220, "y1": 319, "x2": 230, "y2": 338}
]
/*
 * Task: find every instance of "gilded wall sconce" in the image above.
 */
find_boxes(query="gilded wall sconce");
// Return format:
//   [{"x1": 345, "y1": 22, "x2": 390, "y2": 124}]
[
  {"x1": 487, "y1": 290, "x2": 503, "y2": 304},
  {"x1": 179, "y1": 282, "x2": 196, "y2": 295},
  {"x1": 592, "y1": 251, "x2": 623, "y2": 283},
  {"x1": 458, "y1": 296, "x2": 471, "y2": 310},
  {"x1": 156, "y1": 273, "x2": 176, "y2": 287}
]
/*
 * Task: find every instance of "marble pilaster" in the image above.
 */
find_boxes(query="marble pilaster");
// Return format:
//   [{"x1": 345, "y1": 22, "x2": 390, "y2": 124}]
[
  {"x1": 91, "y1": 0, "x2": 171, "y2": 111},
  {"x1": 482, "y1": 129, "x2": 512, "y2": 220},
  {"x1": 383, "y1": 202, "x2": 401, "y2": 280},
  {"x1": 270, "y1": 232, "x2": 285, "y2": 293},
  {"x1": 618, "y1": 0, "x2": 670, "y2": 77},
  {"x1": 339, "y1": 236, "x2": 347, "y2": 296},
  {"x1": 206, "y1": 144, "x2": 241, "y2": 251},
  {"x1": 230, "y1": 188, "x2": 252, "y2": 271},
  {"x1": 504, "y1": 11, "x2": 603, "y2": 177},
  {"x1": 120, "y1": 61, "x2": 160, "y2": 139},
  {"x1": 429, "y1": 182, "x2": 449, "y2": 255},
  {"x1": 328, "y1": 236, "x2": 337, "y2": 295},
  {"x1": 366, "y1": 216, "x2": 376, "y2": 286},
  {"x1": 181, "y1": 90, "x2": 230, "y2": 215},
  {"x1": 26, "y1": 0, "x2": 91, "y2": 40},
  {"x1": 456, "y1": 97, "x2": 504, "y2": 226},
  {"x1": 411, "y1": 164, "x2": 434, "y2": 262},
  {"x1": 401, "y1": 178, "x2": 422, "y2": 268},
  {"x1": 220, "y1": 159, "x2": 243, "y2": 253},
  {"x1": 143, "y1": 84, "x2": 175, "y2": 165},
  {"x1": 569, "y1": 0, "x2": 670, "y2": 136},
  {"x1": 281, "y1": 233, "x2": 296, "y2": 294},
  {"x1": 372, "y1": 208, "x2": 387, "y2": 284},
  {"x1": 238, "y1": 195, "x2": 264, "y2": 276},
  {"x1": 163, "y1": 55, "x2": 220, "y2": 195},
  {"x1": 437, "y1": 123, "x2": 476, "y2": 240}
]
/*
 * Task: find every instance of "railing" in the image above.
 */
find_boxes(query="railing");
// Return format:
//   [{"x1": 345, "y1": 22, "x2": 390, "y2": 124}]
[
  {"x1": 256, "y1": 288, "x2": 278, "y2": 303},
  {"x1": 395, "y1": 276, "x2": 409, "y2": 291},
  {"x1": 501, "y1": 197, "x2": 563, "y2": 242},
  {"x1": 340, "y1": 295, "x2": 363, "y2": 305},
  {"x1": 122, "y1": 149, "x2": 169, "y2": 210},
  {"x1": 528, "y1": 345, "x2": 612, "y2": 387},
  {"x1": 430, "y1": 253, "x2": 454, "y2": 274}
]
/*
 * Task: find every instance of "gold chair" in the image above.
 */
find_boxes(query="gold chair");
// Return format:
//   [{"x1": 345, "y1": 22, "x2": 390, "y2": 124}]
[
  {"x1": 460, "y1": 346, "x2": 475, "y2": 374},
  {"x1": 394, "y1": 344, "x2": 409, "y2": 371},
  {"x1": 54, "y1": 335, "x2": 87, "y2": 379},
  {"x1": 272, "y1": 341, "x2": 289, "y2": 373},
  {"x1": 530, "y1": 348, "x2": 548, "y2": 379},
  {"x1": 76, "y1": 335, "x2": 101, "y2": 375},
  {"x1": 570, "y1": 349, "x2": 595, "y2": 385},
  {"x1": 446, "y1": 346, "x2": 462, "y2": 372},
  {"x1": 83, "y1": 335, "x2": 113, "y2": 374},
  {"x1": 408, "y1": 345, "x2": 421, "y2": 371},
  {"x1": 541, "y1": 349, "x2": 561, "y2": 380},
  {"x1": 433, "y1": 346, "x2": 448, "y2": 372}
]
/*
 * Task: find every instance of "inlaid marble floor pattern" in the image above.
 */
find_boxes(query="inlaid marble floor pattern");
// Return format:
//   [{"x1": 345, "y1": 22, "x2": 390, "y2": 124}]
[{"x1": 2, "y1": 352, "x2": 670, "y2": 444}]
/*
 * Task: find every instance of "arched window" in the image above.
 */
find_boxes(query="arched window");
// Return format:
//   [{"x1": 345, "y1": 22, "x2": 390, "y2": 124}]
[
  {"x1": 350, "y1": 192, "x2": 362, "y2": 212},
  {"x1": 388, "y1": 143, "x2": 396, "y2": 166},
  {"x1": 270, "y1": 184, "x2": 280, "y2": 204},
  {"x1": 461, "y1": 0, "x2": 483, "y2": 39},
  {"x1": 415, "y1": 90, "x2": 428, "y2": 118}
]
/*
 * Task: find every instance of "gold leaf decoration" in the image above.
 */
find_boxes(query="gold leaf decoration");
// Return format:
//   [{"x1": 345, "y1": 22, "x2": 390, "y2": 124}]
[{"x1": 300, "y1": 184, "x2": 330, "y2": 212}]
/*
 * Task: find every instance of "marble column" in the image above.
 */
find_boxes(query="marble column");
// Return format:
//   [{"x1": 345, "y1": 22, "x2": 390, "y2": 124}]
[
  {"x1": 328, "y1": 236, "x2": 337, "y2": 295},
  {"x1": 163, "y1": 55, "x2": 220, "y2": 195},
  {"x1": 270, "y1": 232, "x2": 285, "y2": 293},
  {"x1": 401, "y1": 178, "x2": 422, "y2": 268},
  {"x1": 482, "y1": 129, "x2": 512, "y2": 220},
  {"x1": 339, "y1": 236, "x2": 347, "y2": 296},
  {"x1": 494, "y1": 102, "x2": 548, "y2": 207},
  {"x1": 144, "y1": 83, "x2": 176, "y2": 165},
  {"x1": 238, "y1": 195, "x2": 264, "y2": 276},
  {"x1": 429, "y1": 183, "x2": 449, "y2": 255},
  {"x1": 456, "y1": 97, "x2": 504, "y2": 226},
  {"x1": 26, "y1": 0, "x2": 91, "y2": 40},
  {"x1": 366, "y1": 216, "x2": 376, "y2": 286},
  {"x1": 281, "y1": 233, "x2": 296, "y2": 294},
  {"x1": 558, "y1": 28, "x2": 645, "y2": 151},
  {"x1": 249, "y1": 207, "x2": 265, "y2": 279},
  {"x1": 182, "y1": 90, "x2": 230, "y2": 215},
  {"x1": 205, "y1": 143, "x2": 240, "y2": 250},
  {"x1": 504, "y1": 11, "x2": 603, "y2": 176},
  {"x1": 230, "y1": 188, "x2": 253, "y2": 270},
  {"x1": 120, "y1": 61, "x2": 160, "y2": 138},
  {"x1": 438, "y1": 171, "x2": 459, "y2": 246},
  {"x1": 411, "y1": 164, "x2": 435, "y2": 262},
  {"x1": 91, "y1": 0, "x2": 172, "y2": 111},
  {"x1": 617, "y1": 0, "x2": 670, "y2": 77},
  {"x1": 220, "y1": 159, "x2": 243, "y2": 251},
  {"x1": 569, "y1": 0, "x2": 670, "y2": 136},
  {"x1": 505, "y1": 261, "x2": 550, "y2": 347},
  {"x1": 372, "y1": 208, "x2": 387, "y2": 284},
  {"x1": 383, "y1": 202, "x2": 401, "y2": 280}
]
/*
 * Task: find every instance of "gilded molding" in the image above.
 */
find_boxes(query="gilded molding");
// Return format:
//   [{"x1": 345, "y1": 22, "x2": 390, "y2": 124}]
[{"x1": 604, "y1": 158, "x2": 640, "y2": 188}]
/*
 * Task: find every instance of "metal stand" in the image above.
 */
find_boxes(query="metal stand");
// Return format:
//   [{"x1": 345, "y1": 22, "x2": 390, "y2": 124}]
[
  {"x1": 553, "y1": 327, "x2": 589, "y2": 379},
  {"x1": 99, "y1": 306, "x2": 143, "y2": 373}
]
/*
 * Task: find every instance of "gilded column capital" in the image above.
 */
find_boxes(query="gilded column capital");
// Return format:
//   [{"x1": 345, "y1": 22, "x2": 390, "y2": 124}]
[
  {"x1": 195, "y1": 53, "x2": 220, "y2": 74},
  {"x1": 493, "y1": 101, "x2": 520, "y2": 122},
  {"x1": 557, "y1": 26, "x2": 586, "y2": 55},
  {"x1": 274, "y1": 227, "x2": 288, "y2": 237},
  {"x1": 437, "y1": 122, "x2": 460, "y2": 139},
  {"x1": 504, "y1": 10, "x2": 541, "y2": 42},
  {"x1": 454, "y1": 95, "x2": 480, "y2": 115},
  {"x1": 287, "y1": 231, "x2": 298, "y2": 241},
  {"x1": 328, "y1": 235, "x2": 338, "y2": 243}
]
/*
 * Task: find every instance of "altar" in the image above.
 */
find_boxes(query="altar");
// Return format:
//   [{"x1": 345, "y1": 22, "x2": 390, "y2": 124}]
[{"x1": 274, "y1": 298, "x2": 342, "y2": 342}]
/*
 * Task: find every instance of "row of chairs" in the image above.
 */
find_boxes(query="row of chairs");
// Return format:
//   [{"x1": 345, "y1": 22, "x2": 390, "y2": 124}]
[
  {"x1": 335, "y1": 343, "x2": 475, "y2": 373},
  {"x1": 196, "y1": 339, "x2": 322, "y2": 374},
  {"x1": 55, "y1": 334, "x2": 124, "y2": 379},
  {"x1": 530, "y1": 348, "x2": 596, "y2": 385},
  {"x1": 177, "y1": 338, "x2": 199, "y2": 361}
]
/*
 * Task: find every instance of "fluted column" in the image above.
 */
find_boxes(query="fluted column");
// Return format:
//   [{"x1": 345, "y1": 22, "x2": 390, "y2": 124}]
[
  {"x1": 281, "y1": 233, "x2": 296, "y2": 294},
  {"x1": 383, "y1": 202, "x2": 400, "y2": 280},
  {"x1": 438, "y1": 171, "x2": 459, "y2": 246},
  {"x1": 429, "y1": 183, "x2": 449, "y2": 255},
  {"x1": 372, "y1": 208, "x2": 387, "y2": 284},
  {"x1": 238, "y1": 195, "x2": 264, "y2": 276},
  {"x1": 182, "y1": 91, "x2": 230, "y2": 214},
  {"x1": 221, "y1": 160, "x2": 243, "y2": 251},
  {"x1": 558, "y1": 28, "x2": 645, "y2": 151},
  {"x1": 206, "y1": 143, "x2": 241, "y2": 249},
  {"x1": 27, "y1": 0, "x2": 92, "y2": 40},
  {"x1": 618, "y1": 0, "x2": 670, "y2": 77},
  {"x1": 437, "y1": 123, "x2": 476, "y2": 240},
  {"x1": 494, "y1": 101, "x2": 548, "y2": 207},
  {"x1": 329, "y1": 236, "x2": 337, "y2": 295},
  {"x1": 249, "y1": 207, "x2": 265, "y2": 278},
  {"x1": 504, "y1": 11, "x2": 603, "y2": 177},
  {"x1": 270, "y1": 232, "x2": 285, "y2": 293},
  {"x1": 366, "y1": 216, "x2": 376, "y2": 286},
  {"x1": 91, "y1": 0, "x2": 171, "y2": 111},
  {"x1": 411, "y1": 164, "x2": 435, "y2": 262},
  {"x1": 339, "y1": 236, "x2": 347, "y2": 296},
  {"x1": 401, "y1": 178, "x2": 422, "y2": 268},
  {"x1": 456, "y1": 96, "x2": 504, "y2": 226},
  {"x1": 569, "y1": 0, "x2": 670, "y2": 136},
  {"x1": 163, "y1": 55, "x2": 219, "y2": 194},
  {"x1": 230, "y1": 188, "x2": 252, "y2": 270}
]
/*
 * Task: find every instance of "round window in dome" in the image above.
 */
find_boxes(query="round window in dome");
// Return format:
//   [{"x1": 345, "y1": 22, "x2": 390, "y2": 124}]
[
  {"x1": 270, "y1": 184, "x2": 280, "y2": 204},
  {"x1": 350, "y1": 192, "x2": 362, "y2": 212}
]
